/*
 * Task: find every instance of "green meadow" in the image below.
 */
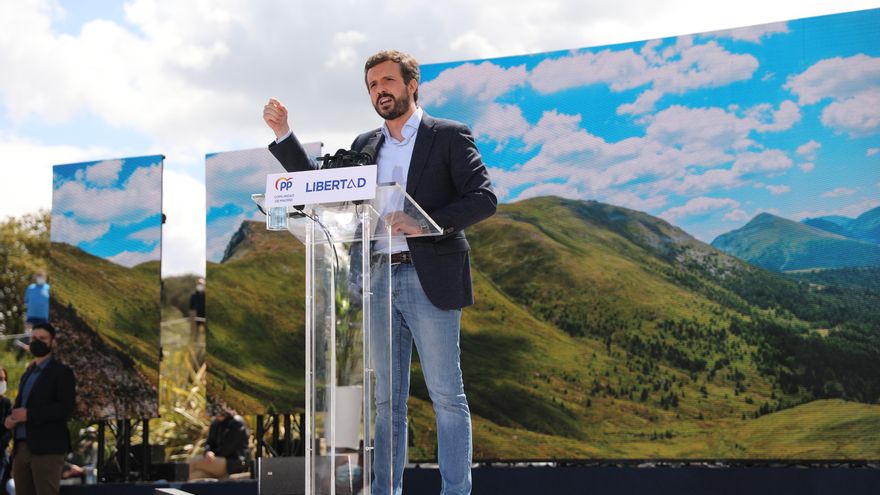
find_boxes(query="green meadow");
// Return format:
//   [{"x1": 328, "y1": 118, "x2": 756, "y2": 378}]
[{"x1": 205, "y1": 196, "x2": 880, "y2": 460}]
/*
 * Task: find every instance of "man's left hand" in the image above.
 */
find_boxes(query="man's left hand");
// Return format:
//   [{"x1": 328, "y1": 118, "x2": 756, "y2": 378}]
[
  {"x1": 10, "y1": 408, "x2": 27, "y2": 422},
  {"x1": 384, "y1": 212, "x2": 422, "y2": 236}
]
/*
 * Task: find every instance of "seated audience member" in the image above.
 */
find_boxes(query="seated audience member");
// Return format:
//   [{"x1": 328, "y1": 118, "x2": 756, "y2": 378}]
[{"x1": 188, "y1": 409, "x2": 249, "y2": 480}]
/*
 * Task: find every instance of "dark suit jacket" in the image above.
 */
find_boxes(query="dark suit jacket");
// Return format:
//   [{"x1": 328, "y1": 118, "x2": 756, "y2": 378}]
[
  {"x1": 13, "y1": 358, "x2": 76, "y2": 455},
  {"x1": 269, "y1": 112, "x2": 497, "y2": 310},
  {"x1": 205, "y1": 414, "x2": 249, "y2": 474}
]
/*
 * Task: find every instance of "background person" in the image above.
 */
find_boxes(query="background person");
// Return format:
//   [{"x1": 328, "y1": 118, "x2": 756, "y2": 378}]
[
  {"x1": 23, "y1": 272, "x2": 50, "y2": 330},
  {"x1": 189, "y1": 278, "x2": 206, "y2": 341},
  {"x1": 188, "y1": 410, "x2": 249, "y2": 480},
  {"x1": 5, "y1": 323, "x2": 76, "y2": 495}
]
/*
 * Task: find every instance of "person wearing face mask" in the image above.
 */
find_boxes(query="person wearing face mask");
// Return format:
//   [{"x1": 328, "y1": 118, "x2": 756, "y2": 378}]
[
  {"x1": 189, "y1": 277, "x2": 206, "y2": 341},
  {"x1": 4, "y1": 323, "x2": 76, "y2": 495},
  {"x1": 23, "y1": 271, "x2": 50, "y2": 330},
  {"x1": 0, "y1": 367, "x2": 13, "y2": 490}
]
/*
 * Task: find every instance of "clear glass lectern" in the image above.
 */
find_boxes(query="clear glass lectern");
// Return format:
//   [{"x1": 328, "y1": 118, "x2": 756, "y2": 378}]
[{"x1": 253, "y1": 184, "x2": 442, "y2": 495}]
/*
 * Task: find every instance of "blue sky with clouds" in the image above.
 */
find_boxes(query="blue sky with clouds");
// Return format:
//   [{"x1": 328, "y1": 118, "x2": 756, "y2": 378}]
[
  {"x1": 4, "y1": 1, "x2": 879, "y2": 276},
  {"x1": 51, "y1": 155, "x2": 163, "y2": 267},
  {"x1": 205, "y1": 143, "x2": 321, "y2": 263},
  {"x1": 419, "y1": 9, "x2": 880, "y2": 243}
]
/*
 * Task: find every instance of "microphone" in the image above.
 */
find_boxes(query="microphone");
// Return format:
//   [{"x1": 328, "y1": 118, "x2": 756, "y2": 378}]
[
  {"x1": 317, "y1": 131, "x2": 384, "y2": 169},
  {"x1": 360, "y1": 131, "x2": 384, "y2": 164}
]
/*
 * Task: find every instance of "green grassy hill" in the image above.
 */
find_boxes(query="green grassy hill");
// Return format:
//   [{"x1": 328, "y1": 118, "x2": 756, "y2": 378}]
[
  {"x1": 209, "y1": 197, "x2": 880, "y2": 460},
  {"x1": 206, "y1": 221, "x2": 306, "y2": 414},
  {"x1": 730, "y1": 399, "x2": 880, "y2": 459},
  {"x1": 47, "y1": 242, "x2": 160, "y2": 419},
  {"x1": 712, "y1": 212, "x2": 880, "y2": 271}
]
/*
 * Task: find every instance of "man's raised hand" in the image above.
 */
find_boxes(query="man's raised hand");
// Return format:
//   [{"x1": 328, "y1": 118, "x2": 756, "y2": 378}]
[{"x1": 263, "y1": 98, "x2": 290, "y2": 140}]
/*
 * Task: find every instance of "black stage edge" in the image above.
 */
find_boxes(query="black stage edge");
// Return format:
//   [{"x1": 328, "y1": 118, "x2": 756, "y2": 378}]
[{"x1": 60, "y1": 464, "x2": 880, "y2": 495}]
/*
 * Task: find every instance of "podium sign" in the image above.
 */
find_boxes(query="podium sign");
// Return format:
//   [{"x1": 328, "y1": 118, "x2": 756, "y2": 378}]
[{"x1": 265, "y1": 165, "x2": 378, "y2": 208}]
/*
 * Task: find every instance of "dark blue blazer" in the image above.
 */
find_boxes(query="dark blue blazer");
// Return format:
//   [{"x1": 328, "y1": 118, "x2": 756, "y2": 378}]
[
  {"x1": 269, "y1": 113, "x2": 497, "y2": 310},
  {"x1": 13, "y1": 358, "x2": 76, "y2": 455}
]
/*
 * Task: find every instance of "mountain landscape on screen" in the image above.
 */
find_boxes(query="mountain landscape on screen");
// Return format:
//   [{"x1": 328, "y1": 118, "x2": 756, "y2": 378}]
[
  {"x1": 204, "y1": 221, "x2": 306, "y2": 414},
  {"x1": 50, "y1": 242, "x2": 159, "y2": 419},
  {"x1": 208, "y1": 196, "x2": 880, "y2": 460},
  {"x1": 803, "y1": 207, "x2": 880, "y2": 244},
  {"x1": 711, "y1": 210, "x2": 880, "y2": 272}
]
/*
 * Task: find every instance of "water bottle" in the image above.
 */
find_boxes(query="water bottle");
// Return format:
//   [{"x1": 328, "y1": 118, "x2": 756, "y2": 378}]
[
  {"x1": 267, "y1": 206, "x2": 289, "y2": 231},
  {"x1": 84, "y1": 466, "x2": 97, "y2": 485}
]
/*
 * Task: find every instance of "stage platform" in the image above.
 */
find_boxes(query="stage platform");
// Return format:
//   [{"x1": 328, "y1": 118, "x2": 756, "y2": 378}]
[{"x1": 58, "y1": 464, "x2": 880, "y2": 495}]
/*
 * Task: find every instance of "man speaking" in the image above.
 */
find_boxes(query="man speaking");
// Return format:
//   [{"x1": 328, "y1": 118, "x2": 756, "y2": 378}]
[{"x1": 264, "y1": 50, "x2": 496, "y2": 495}]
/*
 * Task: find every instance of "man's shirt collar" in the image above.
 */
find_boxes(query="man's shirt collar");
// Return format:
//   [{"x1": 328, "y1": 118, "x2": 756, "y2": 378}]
[{"x1": 381, "y1": 107, "x2": 423, "y2": 144}]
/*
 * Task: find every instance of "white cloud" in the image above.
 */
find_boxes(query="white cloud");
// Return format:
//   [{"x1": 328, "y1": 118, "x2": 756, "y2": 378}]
[
  {"x1": 868, "y1": 148, "x2": 880, "y2": 157},
  {"x1": 799, "y1": 162, "x2": 815, "y2": 172},
  {"x1": 766, "y1": 184, "x2": 790, "y2": 195},
  {"x1": 529, "y1": 48, "x2": 649, "y2": 94},
  {"x1": 821, "y1": 187, "x2": 858, "y2": 198},
  {"x1": 723, "y1": 209, "x2": 750, "y2": 221},
  {"x1": 324, "y1": 31, "x2": 369, "y2": 68},
  {"x1": 820, "y1": 88, "x2": 880, "y2": 136},
  {"x1": 49, "y1": 214, "x2": 109, "y2": 245},
  {"x1": 676, "y1": 168, "x2": 741, "y2": 195},
  {"x1": 645, "y1": 105, "x2": 751, "y2": 153},
  {"x1": 617, "y1": 89, "x2": 662, "y2": 116},
  {"x1": 730, "y1": 149, "x2": 792, "y2": 175},
  {"x1": 448, "y1": 32, "x2": 503, "y2": 60},
  {"x1": 785, "y1": 54, "x2": 880, "y2": 135},
  {"x1": 652, "y1": 40, "x2": 758, "y2": 95},
  {"x1": 627, "y1": 41, "x2": 759, "y2": 115},
  {"x1": 523, "y1": 110, "x2": 609, "y2": 157},
  {"x1": 473, "y1": 103, "x2": 530, "y2": 145},
  {"x1": 709, "y1": 21, "x2": 789, "y2": 43},
  {"x1": 106, "y1": 244, "x2": 160, "y2": 268},
  {"x1": 129, "y1": 226, "x2": 161, "y2": 242},
  {"x1": 527, "y1": 38, "x2": 759, "y2": 116},
  {"x1": 52, "y1": 161, "x2": 162, "y2": 224},
  {"x1": 796, "y1": 140, "x2": 821, "y2": 160},
  {"x1": 753, "y1": 100, "x2": 801, "y2": 132},
  {"x1": 785, "y1": 54, "x2": 880, "y2": 105},
  {"x1": 84, "y1": 159, "x2": 123, "y2": 187},
  {"x1": 661, "y1": 196, "x2": 740, "y2": 223},
  {"x1": 491, "y1": 102, "x2": 800, "y2": 204},
  {"x1": 420, "y1": 62, "x2": 528, "y2": 107},
  {"x1": 0, "y1": 132, "x2": 112, "y2": 220},
  {"x1": 603, "y1": 190, "x2": 669, "y2": 212}
]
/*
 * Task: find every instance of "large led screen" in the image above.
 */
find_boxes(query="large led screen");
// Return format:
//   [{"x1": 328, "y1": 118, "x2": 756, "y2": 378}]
[
  {"x1": 409, "y1": 9, "x2": 880, "y2": 460},
  {"x1": 205, "y1": 144, "x2": 319, "y2": 415},
  {"x1": 48, "y1": 156, "x2": 163, "y2": 420}
]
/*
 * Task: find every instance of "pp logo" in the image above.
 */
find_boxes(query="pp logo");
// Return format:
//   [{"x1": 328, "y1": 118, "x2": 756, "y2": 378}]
[{"x1": 274, "y1": 177, "x2": 294, "y2": 192}]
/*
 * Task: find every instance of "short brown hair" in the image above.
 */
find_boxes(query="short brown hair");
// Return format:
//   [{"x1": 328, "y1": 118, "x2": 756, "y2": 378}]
[{"x1": 364, "y1": 50, "x2": 420, "y2": 102}]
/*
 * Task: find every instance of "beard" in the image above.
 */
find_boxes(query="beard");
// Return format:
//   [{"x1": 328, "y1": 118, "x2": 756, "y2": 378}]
[{"x1": 373, "y1": 90, "x2": 412, "y2": 120}]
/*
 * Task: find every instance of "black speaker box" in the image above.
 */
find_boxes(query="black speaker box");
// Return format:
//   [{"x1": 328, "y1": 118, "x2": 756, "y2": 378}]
[
  {"x1": 149, "y1": 462, "x2": 190, "y2": 482},
  {"x1": 258, "y1": 456, "x2": 305, "y2": 495}
]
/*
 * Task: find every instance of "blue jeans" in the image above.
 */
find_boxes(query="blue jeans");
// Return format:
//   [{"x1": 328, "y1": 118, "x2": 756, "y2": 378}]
[{"x1": 371, "y1": 263, "x2": 472, "y2": 495}]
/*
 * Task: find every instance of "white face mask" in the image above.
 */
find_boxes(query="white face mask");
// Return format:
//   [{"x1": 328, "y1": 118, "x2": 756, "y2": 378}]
[
  {"x1": 0, "y1": 381, "x2": 7, "y2": 395},
  {"x1": 36, "y1": 277, "x2": 46, "y2": 285}
]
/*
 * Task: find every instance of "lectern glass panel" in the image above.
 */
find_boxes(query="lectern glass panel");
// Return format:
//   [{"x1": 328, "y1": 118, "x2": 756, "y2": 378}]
[{"x1": 254, "y1": 184, "x2": 440, "y2": 494}]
